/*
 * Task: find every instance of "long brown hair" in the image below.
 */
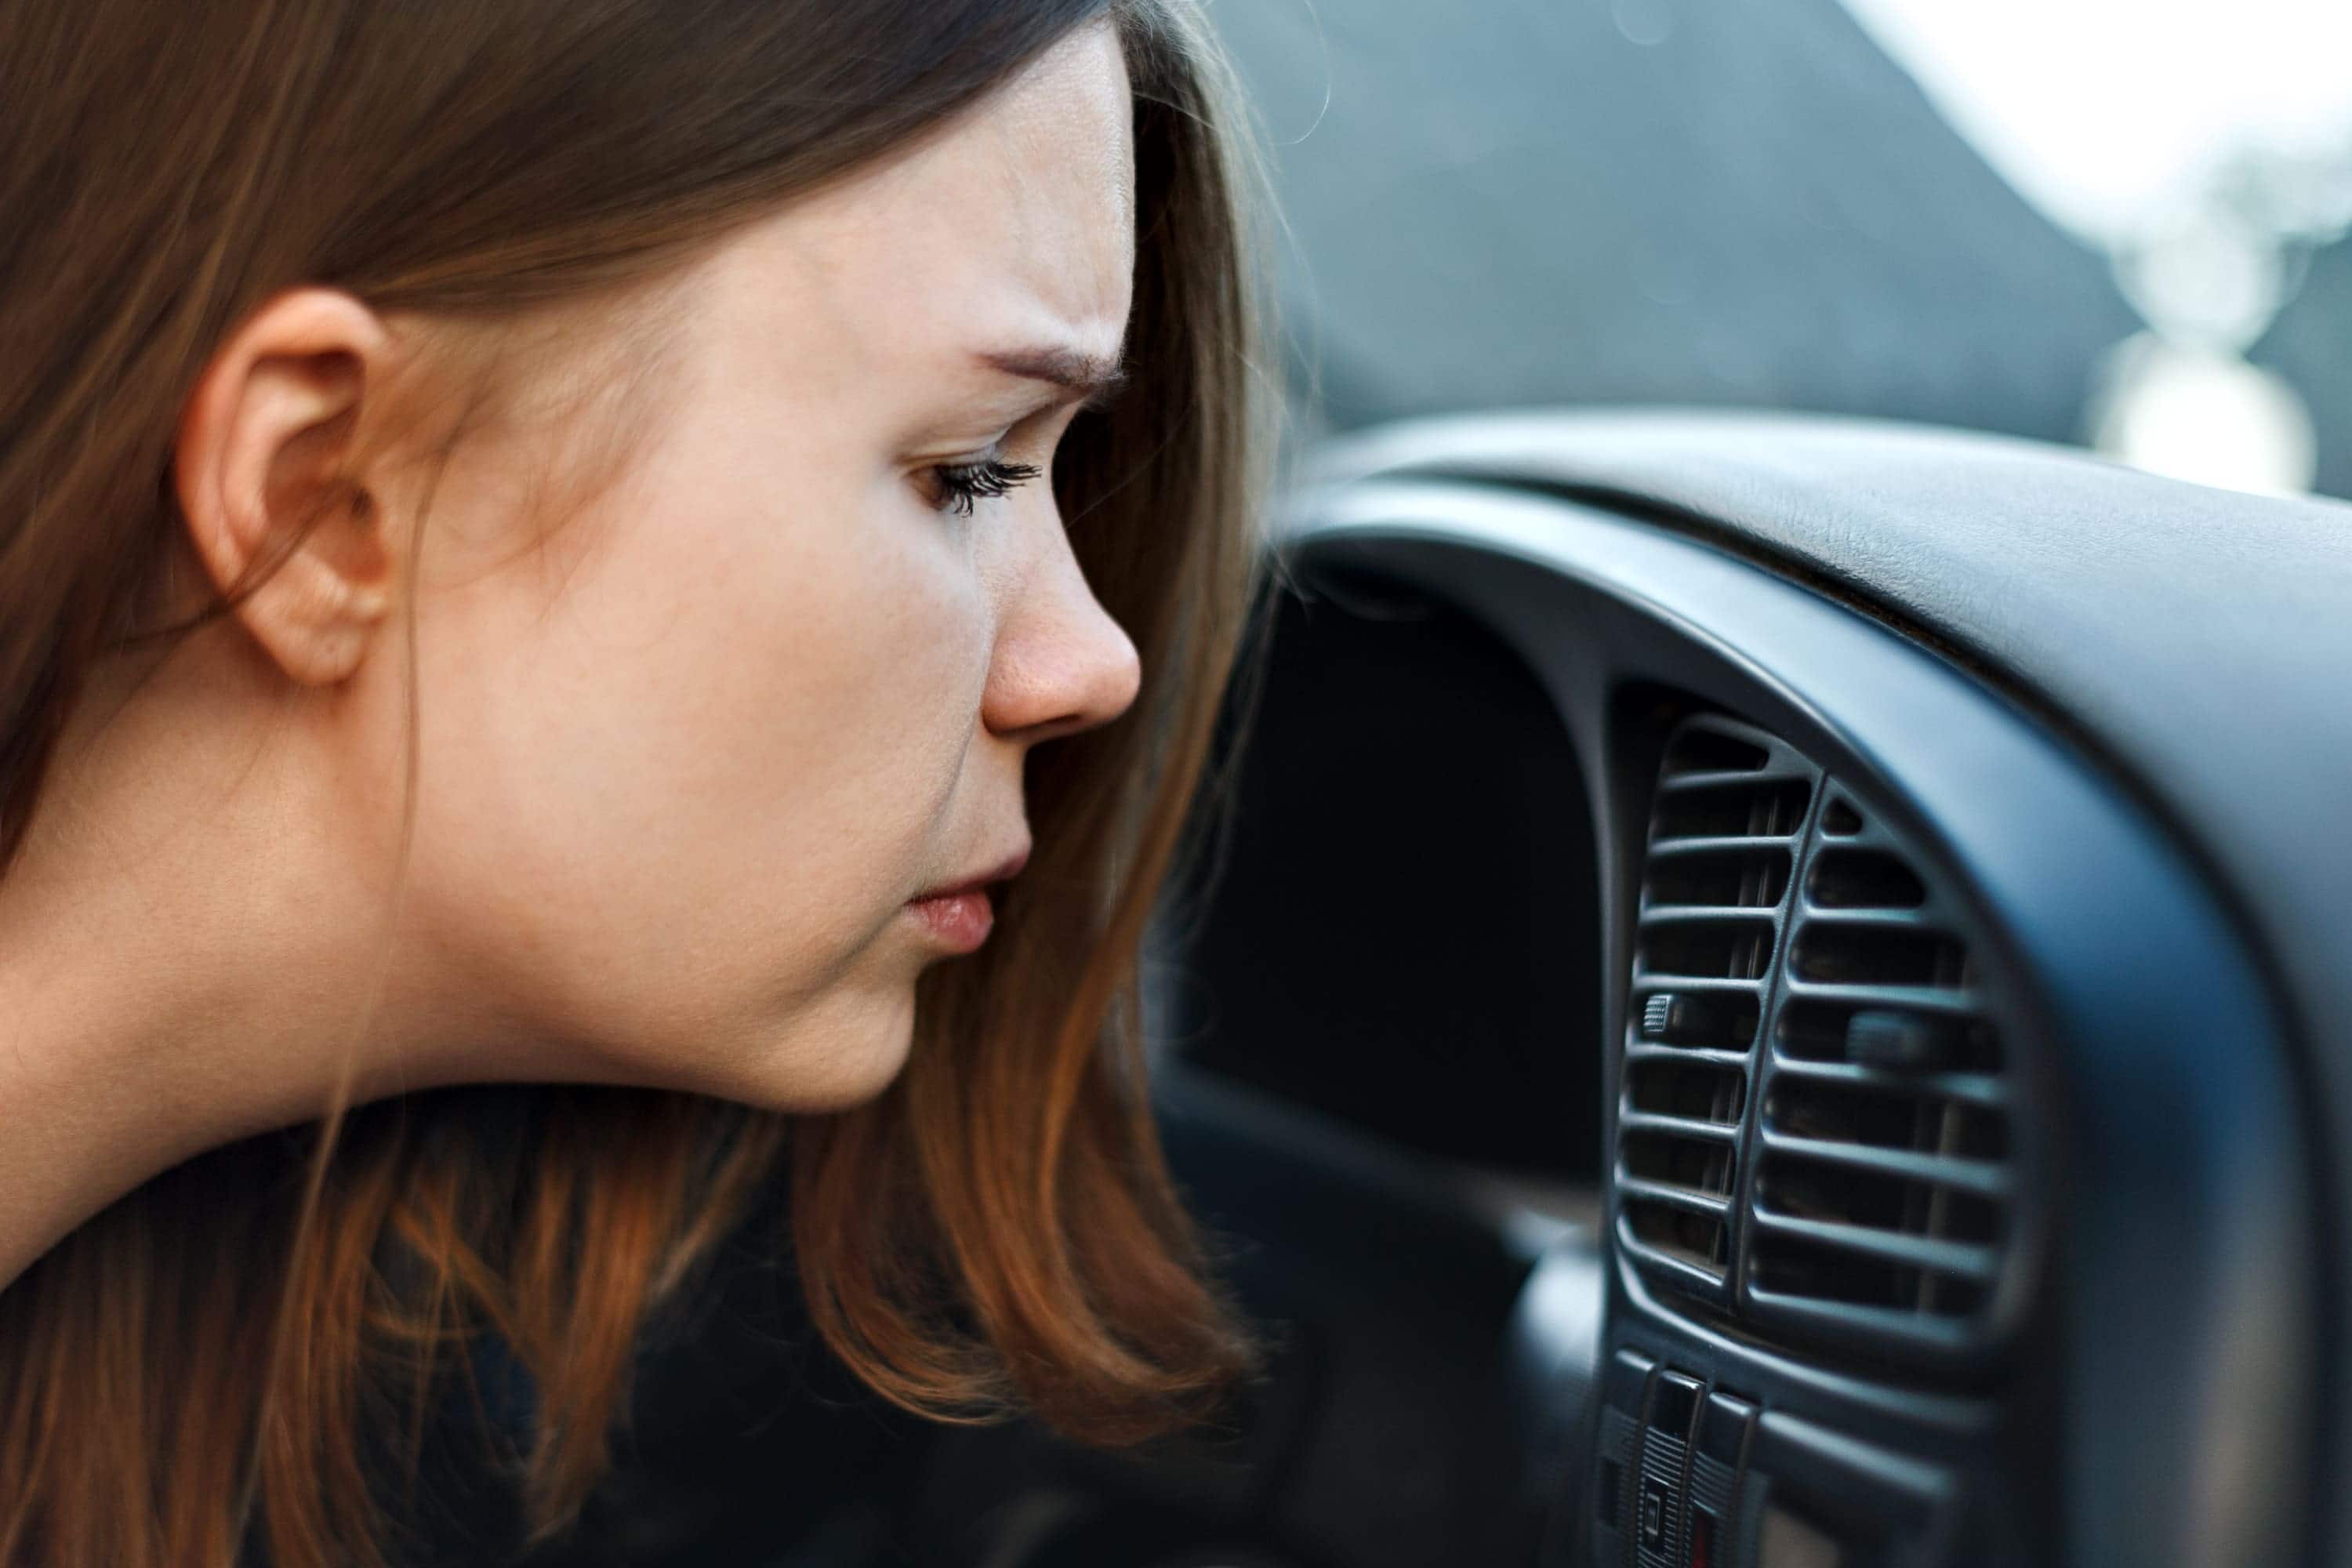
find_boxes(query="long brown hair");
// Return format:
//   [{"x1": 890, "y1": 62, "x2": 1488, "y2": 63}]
[{"x1": 0, "y1": 2, "x2": 1277, "y2": 1563}]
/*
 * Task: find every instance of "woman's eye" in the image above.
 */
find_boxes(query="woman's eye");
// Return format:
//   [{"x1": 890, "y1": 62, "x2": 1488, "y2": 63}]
[{"x1": 927, "y1": 456, "x2": 1043, "y2": 517}]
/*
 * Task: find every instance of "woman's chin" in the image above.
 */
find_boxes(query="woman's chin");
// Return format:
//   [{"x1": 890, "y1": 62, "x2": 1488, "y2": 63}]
[{"x1": 724, "y1": 987, "x2": 920, "y2": 1115}]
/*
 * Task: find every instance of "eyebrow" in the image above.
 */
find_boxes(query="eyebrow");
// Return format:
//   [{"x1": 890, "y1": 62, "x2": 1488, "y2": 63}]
[{"x1": 978, "y1": 343, "x2": 1130, "y2": 409}]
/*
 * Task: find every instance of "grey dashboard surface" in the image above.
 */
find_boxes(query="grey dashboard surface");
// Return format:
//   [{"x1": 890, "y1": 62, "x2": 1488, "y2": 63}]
[{"x1": 1310, "y1": 411, "x2": 2352, "y2": 1138}]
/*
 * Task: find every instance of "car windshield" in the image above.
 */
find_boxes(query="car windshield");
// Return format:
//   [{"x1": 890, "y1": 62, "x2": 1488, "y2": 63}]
[{"x1": 1212, "y1": 0, "x2": 2352, "y2": 500}]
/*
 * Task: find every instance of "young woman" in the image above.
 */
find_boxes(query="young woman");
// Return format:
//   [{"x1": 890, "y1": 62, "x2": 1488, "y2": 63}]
[{"x1": 0, "y1": 1, "x2": 1274, "y2": 1562}]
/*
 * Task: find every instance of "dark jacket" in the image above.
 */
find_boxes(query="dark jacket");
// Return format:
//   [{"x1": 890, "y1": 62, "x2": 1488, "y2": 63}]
[{"x1": 250, "y1": 1161, "x2": 934, "y2": 1568}]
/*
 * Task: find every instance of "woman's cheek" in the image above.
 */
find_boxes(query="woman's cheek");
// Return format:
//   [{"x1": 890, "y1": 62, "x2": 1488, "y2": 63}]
[{"x1": 713, "y1": 490, "x2": 989, "y2": 883}]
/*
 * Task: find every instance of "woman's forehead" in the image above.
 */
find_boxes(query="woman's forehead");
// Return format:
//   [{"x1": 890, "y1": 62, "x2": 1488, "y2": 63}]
[{"x1": 699, "y1": 22, "x2": 1136, "y2": 394}]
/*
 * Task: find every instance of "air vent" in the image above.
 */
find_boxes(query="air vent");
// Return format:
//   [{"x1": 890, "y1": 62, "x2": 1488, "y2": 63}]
[
  {"x1": 1616, "y1": 716, "x2": 2025, "y2": 1365},
  {"x1": 1617, "y1": 717, "x2": 1810, "y2": 1301},
  {"x1": 1744, "y1": 785, "x2": 2016, "y2": 1357}
]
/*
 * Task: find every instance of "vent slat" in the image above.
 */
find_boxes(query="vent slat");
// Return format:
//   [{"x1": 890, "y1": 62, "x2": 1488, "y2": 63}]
[
  {"x1": 1640, "y1": 904, "x2": 1785, "y2": 927},
  {"x1": 1745, "y1": 1210, "x2": 1999, "y2": 1283},
  {"x1": 1644, "y1": 834, "x2": 1808, "y2": 858},
  {"x1": 1790, "y1": 922, "x2": 1972, "y2": 988},
  {"x1": 1765, "y1": 1057, "x2": 2008, "y2": 1108},
  {"x1": 1654, "y1": 768, "x2": 1812, "y2": 793},
  {"x1": 1743, "y1": 1290, "x2": 1981, "y2": 1348},
  {"x1": 1617, "y1": 1109, "x2": 1744, "y2": 1144},
  {"x1": 1661, "y1": 728, "x2": 1773, "y2": 776},
  {"x1": 1639, "y1": 919, "x2": 1778, "y2": 982},
  {"x1": 1628, "y1": 975, "x2": 1765, "y2": 996},
  {"x1": 1775, "y1": 979, "x2": 1984, "y2": 1015},
  {"x1": 1623, "y1": 1044, "x2": 1755, "y2": 1073},
  {"x1": 1777, "y1": 998, "x2": 2004, "y2": 1074},
  {"x1": 1787, "y1": 906, "x2": 1942, "y2": 931},
  {"x1": 1806, "y1": 847, "x2": 1928, "y2": 909},
  {"x1": 1767, "y1": 1078, "x2": 2008, "y2": 1160},
  {"x1": 1621, "y1": 1210, "x2": 1733, "y2": 1279},
  {"x1": 1652, "y1": 777, "x2": 1813, "y2": 841},
  {"x1": 1626, "y1": 1059, "x2": 1747, "y2": 1125},
  {"x1": 1750, "y1": 1231, "x2": 1994, "y2": 1319},
  {"x1": 1614, "y1": 1177, "x2": 1735, "y2": 1217},
  {"x1": 1758, "y1": 1127, "x2": 2011, "y2": 1198}
]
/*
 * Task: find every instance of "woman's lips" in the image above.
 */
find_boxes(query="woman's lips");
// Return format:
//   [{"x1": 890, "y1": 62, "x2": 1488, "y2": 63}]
[
  {"x1": 906, "y1": 887, "x2": 994, "y2": 952},
  {"x1": 906, "y1": 844, "x2": 1025, "y2": 953}
]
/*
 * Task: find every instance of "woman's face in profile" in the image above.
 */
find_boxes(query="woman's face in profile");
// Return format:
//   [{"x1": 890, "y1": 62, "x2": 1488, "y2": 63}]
[
  {"x1": 345, "y1": 21, "x2": 1141, "y2": 1109},
  {"x1": 0, "y1": 9, "x2": 1255, "y2": 1541}
]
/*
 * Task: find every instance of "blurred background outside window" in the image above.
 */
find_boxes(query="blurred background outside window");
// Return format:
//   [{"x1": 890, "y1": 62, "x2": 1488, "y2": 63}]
[{"x1": 1209, "y1": 0, "x2": 2352, "y2": 499}]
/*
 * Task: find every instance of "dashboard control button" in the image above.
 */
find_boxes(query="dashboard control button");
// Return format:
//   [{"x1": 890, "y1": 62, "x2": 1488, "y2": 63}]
[
  {"x1": 1697, "y1": 1391, "x2": 1755, "y2": 1466},
  {"x1": 1635, "y1": 1370, "x2": 1706, "y2": 1566},
  {"x1": 1642, "y1": 992, "x2": 1726, "y2": 1044},
  {"x1": 1650, "y1": 1369, "x2": 1705, "y2": 1440},
  {"x1": 1605, "y1": 1347, "x2": 1656, "y2": 1416}
]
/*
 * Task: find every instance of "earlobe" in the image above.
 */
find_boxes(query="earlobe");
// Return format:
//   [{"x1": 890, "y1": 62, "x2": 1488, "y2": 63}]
[{"x1": 172, "y1": 288, "x2": 401, "y2": 687}]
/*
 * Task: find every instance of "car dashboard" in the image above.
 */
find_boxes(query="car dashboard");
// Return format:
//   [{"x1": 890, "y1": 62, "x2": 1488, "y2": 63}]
[{"x1": 1129, "y1": 410, "x2": 2350, "y2": 1568}]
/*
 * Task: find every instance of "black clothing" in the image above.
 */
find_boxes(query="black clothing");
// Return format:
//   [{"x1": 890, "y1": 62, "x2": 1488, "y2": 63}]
[
  {"x1": 234, "y1": 1152, "x2": 934, "y2": 1568},
  {"x1": 399, "y1": 1178, "x2": 928, "y2": 1567}
]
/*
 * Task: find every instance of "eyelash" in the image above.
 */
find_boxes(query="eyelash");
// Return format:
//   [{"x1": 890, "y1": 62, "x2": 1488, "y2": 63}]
[{"x1": 928, "y1": 457, "x2": 1043, "y2": 517}]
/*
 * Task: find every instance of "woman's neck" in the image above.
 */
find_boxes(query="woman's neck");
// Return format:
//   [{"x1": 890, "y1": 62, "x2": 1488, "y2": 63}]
[{"x1": 0, "y1": 633, "x2": 406, "y2": 1289}]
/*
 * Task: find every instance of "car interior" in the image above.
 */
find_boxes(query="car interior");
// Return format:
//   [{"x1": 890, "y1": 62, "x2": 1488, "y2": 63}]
[{"x1": 859, "y1": 409, "x2": 2352, "y2": 1568}]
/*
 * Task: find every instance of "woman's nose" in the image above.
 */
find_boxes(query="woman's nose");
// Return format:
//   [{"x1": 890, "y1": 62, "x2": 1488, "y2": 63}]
[{"x1": 980, "y1": 525, "x2": 1142, "y2": 746}]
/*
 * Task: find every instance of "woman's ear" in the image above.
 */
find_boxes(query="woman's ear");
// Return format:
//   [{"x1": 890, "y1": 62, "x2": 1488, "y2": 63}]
[{"x1": 172, "y1": 288, "x2": 404, "y2": 687}]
